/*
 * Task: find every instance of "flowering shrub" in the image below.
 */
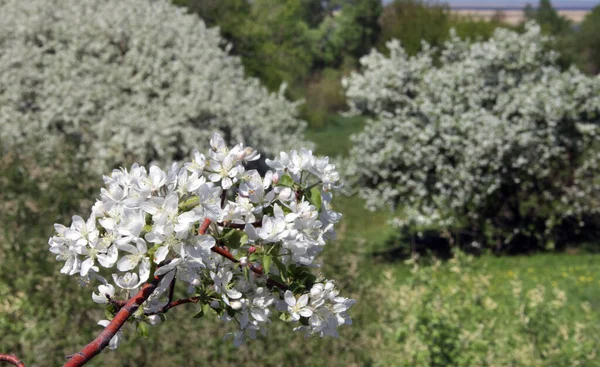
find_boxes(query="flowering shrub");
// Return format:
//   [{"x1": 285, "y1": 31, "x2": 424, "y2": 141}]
[
  {"x1": 42, "y1": 134, "x2": 353, "y2": 364},
  {"x1": 343, "y1": 22, "x2": 600, "y2": 251},
  {"x1": 0, "y1": 0, "x2": 310, "y2": 174},
  {"x1": 376, "y1": 252, "x2": 597, "y2": 366}
]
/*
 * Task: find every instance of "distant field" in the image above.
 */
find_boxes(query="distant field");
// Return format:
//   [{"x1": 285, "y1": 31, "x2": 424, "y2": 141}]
[{"x1": 451, "y1": 9, "x2": 590, "y2": 24}]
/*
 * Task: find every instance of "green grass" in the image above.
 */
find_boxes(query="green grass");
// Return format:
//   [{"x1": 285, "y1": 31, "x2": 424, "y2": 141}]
[{"x1": 305, "y1": 114, "x2": 366, "y2": 157}]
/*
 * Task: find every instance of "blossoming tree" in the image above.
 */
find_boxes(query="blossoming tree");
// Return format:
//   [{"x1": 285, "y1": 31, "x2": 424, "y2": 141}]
[
  {"x1": 343, "y1": 23, "x2": 600, "y2": 251},
  {"x1": 0, "y1": 0, "x2": 311, "y2": 174},
  {"x1": 0, "y1": 134, "x2": 354, "y2": 366}
]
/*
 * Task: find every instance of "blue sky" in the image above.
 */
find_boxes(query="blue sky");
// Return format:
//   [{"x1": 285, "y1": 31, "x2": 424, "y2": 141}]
[{"x1": 439, "y1": 1, "x2": 597, "y2": 8}]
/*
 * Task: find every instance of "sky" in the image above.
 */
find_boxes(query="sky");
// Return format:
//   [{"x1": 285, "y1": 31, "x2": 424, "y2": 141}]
[{"x1": 438, "y1": 0, "x2": 598, "y2": 8}]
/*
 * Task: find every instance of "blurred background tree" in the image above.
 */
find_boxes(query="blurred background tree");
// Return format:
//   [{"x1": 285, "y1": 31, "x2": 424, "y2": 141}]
[
  {"x1": 522, "y1": 0, "x2": 580, "y2": 69},
  {"x1": 578, "y1": 4, "x2": 600, "y2": 74},
  {"x1": 174, "y1": 0, "x2": 600, "y2": 131}
]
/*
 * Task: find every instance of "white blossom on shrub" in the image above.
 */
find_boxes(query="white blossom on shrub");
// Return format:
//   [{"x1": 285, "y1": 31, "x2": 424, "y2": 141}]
[
  {"x1": 0, "y1": 0, "x2": 311, "y2": 174},
  {"x1": 343, "y1": 23, "x2": 600, "y2": 249},
  {"x1": 48, "y1": 133, "x2": 353, "y2": 347}
]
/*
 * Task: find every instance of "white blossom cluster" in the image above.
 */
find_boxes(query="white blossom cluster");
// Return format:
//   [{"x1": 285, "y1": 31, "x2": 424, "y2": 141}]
[
  {"x1": 48, "y1": 134, "x2": 353, "y2": 347},
  {"x1": 343, "y1": 23, "x2": 600, "y2": 244},
  {"x1": 0, "y1": 0, "x2": 311, "y2": 174}
]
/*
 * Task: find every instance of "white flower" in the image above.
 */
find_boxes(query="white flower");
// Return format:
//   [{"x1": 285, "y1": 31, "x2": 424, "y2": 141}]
[
  {"x1": 196, "y1": 184, "x2": 224, "y2": 221},
  {"x1": 92, "y1": 284, "x2": 116, "y2": 304},
  {"x1": 65, "y1": 215, "x2": 99, "y2": 248},
  {"x1": 284, "y1": 291, "x2": 313, "y2": 321},
  {"x1": 117, "y1": 238, "x2": 151, "y2": 284},
  {"x1": 185, "y1": 149, "x2": 206, "y2": 174},
  {"x1": 208, "y1": 154, "x2": 243, "y2": 189},
  {"x1": 112, "y1": 272, "x2": 144, "y2": 290},
  {"x1": 256, "y1": 214, "x2": 288, "y2": 243}
]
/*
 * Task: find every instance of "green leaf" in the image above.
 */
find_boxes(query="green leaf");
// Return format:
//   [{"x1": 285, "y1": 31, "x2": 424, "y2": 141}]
[
  {"x1": 273, "y1": 257, "x2": 288, "y2": 281},
  {"x1": 277, "y1": 174, "x2": 294, "y2": 187},
  {"x1": 137, "y1": 322, "x2": 149, "y2": 338},
  {"x1": 220, "y1": 228, "x2": 248, "y2": 249},
  {"x1": 193, "y1": 307, "x2": 205, "y2": 319},
  {"x1": 305, "y1": 186, "x2": 322, "y2": 212},
  {"x1": 105, "y1": 306, "x2": 115, "y2": 321},
  {"x1": 178, "y1": 196, "x2": 200, "y2": 211},
  {"x1": 249, "y1": 252, "x2": 260, "y2": 263},
  {"x1": 133, "y1": 306, "x2": 145, "y2": 318},
  {"x1": 262, "y1": 254, "x2": 272, "y2": 274}
]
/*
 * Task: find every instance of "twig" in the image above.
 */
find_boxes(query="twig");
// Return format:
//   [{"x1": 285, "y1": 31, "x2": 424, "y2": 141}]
[
  {"x1": 145, "y1": 296, "x2": 202, "y2": 315},
  {"x1": 166, "y1": 274, "x2": 177, "y2": 306},
  {"x1": 210, "y1": 242, "x2": 287, "y2": 290},
  {"x1": 217, "y1": 220, "x2": 261, "y2": 229},
  {"x1": 0, "y1": 354, "x2": 26, "y2": 367}
]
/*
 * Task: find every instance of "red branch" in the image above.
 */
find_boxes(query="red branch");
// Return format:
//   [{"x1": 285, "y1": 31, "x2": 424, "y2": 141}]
[
  {"x1": 64, "y1": 221, "x2": 215, "y2": 366},
  {"x1": 0, "y1": 354, "x2": 26, "y2": 367},
  {"x1": 109, "y1": 296, "x2": 201, "y2": 316},
  {"x1": 147, "y1": 296, "x2": 201, "y2": 315},
  {"x1": 63, "y1": 273, "x2": 163, "y2": 367},
  {"x1": 210, "y1": 244, "x2": 288, "y2": 290},
  {"x1": 200, "y1": 219, "x2": 285, "y2": 289}
]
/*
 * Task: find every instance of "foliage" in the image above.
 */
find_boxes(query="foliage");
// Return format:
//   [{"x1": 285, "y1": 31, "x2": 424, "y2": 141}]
[
  {"x1": 376, "y1": 252, "x2": 599, "y2": 366},
  {"x1": 377, "y1": 0, "x2": 506, "y2": 57},
  {"x1": 578, "y1": 5, "x2": 600, "y2": 75},
  {"x1": 524, "y1": 0, "x2": 571, "y2": 35},
  {"x1": 309, "y1": 0, "x2": 382, "y2": 69},
  {"x1": 299, "y1": 68, "x2": 349, "y2": 129},
  {"x1": 229, "y1": 0, "x2": 315, "y2": 90},
  {"x1": 343, "y1": 23, "x2": 600, "y2": 252},
  {"x1": 522, "y1": 0, "x2": 580, "y2": 70},
  {"x1": 175, "y1": 0, "x2": 381, "y2": 91},
  {"x1": 171, "y1": 0, "x2": 251, "y2": 44},
  {"x1": 0, "y1": 0, "x2": 311, "y2": 177}
]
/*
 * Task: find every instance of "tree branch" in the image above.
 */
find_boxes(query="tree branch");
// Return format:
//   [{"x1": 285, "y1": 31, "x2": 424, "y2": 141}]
[
  {"x1": 217, "y1": 220, "x2": 261, "y2": 229},
  {"x1": 64, "y1": 272, "x2": 165, "y2": 367},
  {"x1": 145, "y1": 296, "x2": 202, "y2": 315},
  {"x1": 210, "y1": 243, "x2": 288, "y2": 290},
  {"x1": 0, "y1": 354, "x2": 26, "y2": 367},
  {"x1": 64, "y1": 221, "x2": 215, "y2": 366}
]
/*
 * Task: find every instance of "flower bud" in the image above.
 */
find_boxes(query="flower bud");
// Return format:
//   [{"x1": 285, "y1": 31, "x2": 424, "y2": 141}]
[{"x1": 147, "y1": 315, "x2": 162, "y2": 326}]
